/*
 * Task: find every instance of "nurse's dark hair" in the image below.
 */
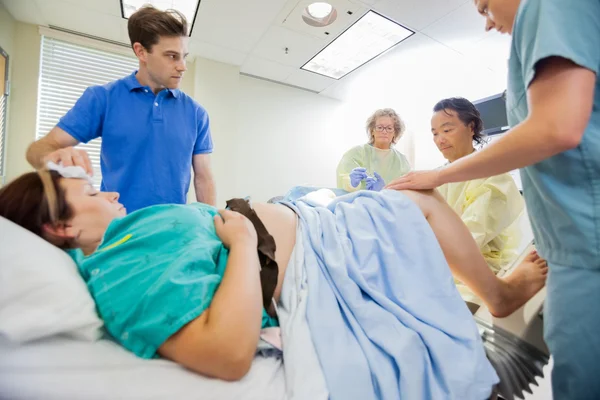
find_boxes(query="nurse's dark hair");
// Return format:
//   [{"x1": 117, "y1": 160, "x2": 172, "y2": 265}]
[
  {"x1": 0, "y1": 170, "x2": 73, "y2": 249},
  {"x1": 128, "y1": 5, "x2": 188, "y2": 52},
  {"x1": 433, "y1": 97, "x2": 486, "y2": 145}
]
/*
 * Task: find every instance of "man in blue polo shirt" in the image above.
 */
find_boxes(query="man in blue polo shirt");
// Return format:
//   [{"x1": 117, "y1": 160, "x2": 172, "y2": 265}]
[{"x1": 26, "y1": 6, "x2": 215, "y2": 212}]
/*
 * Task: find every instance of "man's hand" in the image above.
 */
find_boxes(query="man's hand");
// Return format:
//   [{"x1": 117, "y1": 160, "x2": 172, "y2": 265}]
[
  {"x1": 44, "y1": 146, "x2": 93, "y2": 175},
  {"x1": 213, "y1": 209, "x2": 257, "y2": 249}
]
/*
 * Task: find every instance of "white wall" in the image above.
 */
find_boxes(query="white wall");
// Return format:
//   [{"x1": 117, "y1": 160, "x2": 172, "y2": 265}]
[
  {"x1": 0, "y1": 5, "x2": 14, "y2": 56},
  {"x1": 233, "y1": 75, "x2": 343, "y2": 201},
  {"x1": 0, "y1": 12, "x2": 43, "y2": 183},
  {"x1": 4, "y1": 22, "x2": 41, "y2": 183},
  {"x1": 192, "y1": 57, "x2": 240, "y2": 205},
  {"x1": 190, "y1": 57, "x2": 346, "y2": 205}
]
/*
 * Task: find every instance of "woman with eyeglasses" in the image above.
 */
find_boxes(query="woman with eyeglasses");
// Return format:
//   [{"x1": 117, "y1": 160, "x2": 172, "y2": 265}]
[{"x1": 336, "y1": 108, "x2": 411, "y2": 192}]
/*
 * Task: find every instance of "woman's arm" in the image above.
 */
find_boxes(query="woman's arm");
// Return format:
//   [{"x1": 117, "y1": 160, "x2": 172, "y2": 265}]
[{"x1": 158, "y1": 210, "x2": 262, "y2": 381}]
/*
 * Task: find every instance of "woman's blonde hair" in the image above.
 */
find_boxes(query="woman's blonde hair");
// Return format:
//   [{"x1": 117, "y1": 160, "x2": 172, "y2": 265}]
[{"x1": 366, "y1": 108, "x2": 406, "y2": 145}]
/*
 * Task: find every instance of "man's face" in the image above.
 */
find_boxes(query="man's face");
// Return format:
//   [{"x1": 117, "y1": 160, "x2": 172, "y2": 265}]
[
  {"x1": 431, "y1": 109, "x2": 474, "y2": 162},
  {"x1": 141, "y1": 35, "x2": 189, "y2": 89},
  {"x1": 473, "y1": 0, "x2": 521, "y2": 34}
]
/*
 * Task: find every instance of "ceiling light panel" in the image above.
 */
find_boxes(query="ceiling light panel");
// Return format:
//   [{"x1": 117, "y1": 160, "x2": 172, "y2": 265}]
[
  {"x1": 302, "y1": 10, "x2": 414, "y2": 80},
  {"x1": 121, "y1": 0, "x2": 200, "y2": 36}
]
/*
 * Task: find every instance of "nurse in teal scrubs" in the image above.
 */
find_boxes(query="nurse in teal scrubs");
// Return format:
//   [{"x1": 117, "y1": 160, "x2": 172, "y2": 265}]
[{"x1": 386, "y1": 0, "x2": 600, "y2": 397}]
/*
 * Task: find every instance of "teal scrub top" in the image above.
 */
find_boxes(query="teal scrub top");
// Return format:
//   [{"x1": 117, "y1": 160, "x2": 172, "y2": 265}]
[
  {"x1": 507, "y1": 0, "x2": 600, "y2": 269},
  {"x1": 70, "y1": 203, "x2": 277, "y2": 359}
]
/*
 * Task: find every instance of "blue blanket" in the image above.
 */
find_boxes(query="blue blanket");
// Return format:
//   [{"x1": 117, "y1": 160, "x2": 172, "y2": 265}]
[{"x1": 284, "y1": 190, "x2": 498, "y2": 400}]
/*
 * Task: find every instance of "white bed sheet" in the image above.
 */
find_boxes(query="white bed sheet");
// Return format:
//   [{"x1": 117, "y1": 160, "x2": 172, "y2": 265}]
[{"x1": 0, "y1": 337, "x2": 286, "y2": 400}]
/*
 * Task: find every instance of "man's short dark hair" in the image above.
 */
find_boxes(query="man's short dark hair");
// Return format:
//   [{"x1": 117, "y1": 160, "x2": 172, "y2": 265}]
[{"x1": 128, "y1": 5, "x2": 188, "y2": 52}]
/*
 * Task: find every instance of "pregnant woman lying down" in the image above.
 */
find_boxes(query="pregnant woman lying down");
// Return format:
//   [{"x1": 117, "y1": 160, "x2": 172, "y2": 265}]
[{"x1": 0, "y1": 170, "x2": 546, "y2": 398}]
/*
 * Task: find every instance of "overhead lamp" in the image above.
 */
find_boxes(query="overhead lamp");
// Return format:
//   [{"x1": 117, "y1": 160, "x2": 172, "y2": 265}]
[
  {"x1": 303, "y1": 2, "x2": 337, "y2": 28},
  {"x1": 307, "y1": 2, "x2": 333, "y2": 19}
]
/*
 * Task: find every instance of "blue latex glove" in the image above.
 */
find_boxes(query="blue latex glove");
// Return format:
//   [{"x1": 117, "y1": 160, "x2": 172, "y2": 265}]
[
  {"x1": 365, "y1": 171, "x2": 385, "y2": 191},
  {"x1": 350, "y1": 167, "x2": 368, "y2": 188}
]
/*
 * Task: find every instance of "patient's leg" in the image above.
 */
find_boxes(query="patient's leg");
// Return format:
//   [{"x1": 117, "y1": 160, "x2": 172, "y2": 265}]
[{"x1": 399, "y1": 189, "x2": 546, "y2": 318}]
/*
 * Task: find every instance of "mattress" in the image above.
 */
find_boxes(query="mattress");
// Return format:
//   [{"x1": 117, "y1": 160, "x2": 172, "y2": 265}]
[{"x1": 0, "y1": 336, "x2": 286, "y2": 400}]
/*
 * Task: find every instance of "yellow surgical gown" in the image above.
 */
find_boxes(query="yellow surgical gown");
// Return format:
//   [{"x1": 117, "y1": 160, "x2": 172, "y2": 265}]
[
  {"x1": 438, "y1": 174, "x2": 525, "y2": 304},
  {"x1": 336, "y1": 144, "x2": 411, "y2": 192}
]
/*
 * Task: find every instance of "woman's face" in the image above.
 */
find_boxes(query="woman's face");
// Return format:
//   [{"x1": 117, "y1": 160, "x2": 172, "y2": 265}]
[
  {"x1": 59, "y1": 178, "x2": 126, "y2": 245},
  {"x1": 474, "y1": 0, "x2": 521, "y2": 34},
  {"x1": 431, "y1": 109, "x2": 475, "y2": 162},
  {"x1": 371, "y1": 116, "x2": 396, "y2": 149}
]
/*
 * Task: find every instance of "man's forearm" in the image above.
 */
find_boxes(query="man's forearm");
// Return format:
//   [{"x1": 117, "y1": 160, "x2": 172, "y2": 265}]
[
  {"x1": 195, "y1": 176, "x2": 216, "y2": 206},
  {"x1": 441, "y1": 61, "x2": 593, "y2": 185},
  {"x1": 440, "y1": 117, "x2": 570, "y2": 185}
]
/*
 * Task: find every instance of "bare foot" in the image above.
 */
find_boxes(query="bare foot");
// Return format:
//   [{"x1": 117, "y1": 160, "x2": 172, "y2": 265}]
[{"x1": 487, "y1": 251, "x2": 548, "y2": 318}]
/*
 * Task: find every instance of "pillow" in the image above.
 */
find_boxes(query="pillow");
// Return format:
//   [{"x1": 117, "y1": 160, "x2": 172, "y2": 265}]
[{"x1": 0, "y1": 216, "x2": 103, "y2": 343}]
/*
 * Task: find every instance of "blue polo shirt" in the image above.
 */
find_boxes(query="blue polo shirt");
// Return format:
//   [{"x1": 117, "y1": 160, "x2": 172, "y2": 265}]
[
  {"x1": 58, "y1": 71, "x2": 213, "y2": 212},
  {"x1": 507, "y1": 0, "x2": 600, "y2": 269}
]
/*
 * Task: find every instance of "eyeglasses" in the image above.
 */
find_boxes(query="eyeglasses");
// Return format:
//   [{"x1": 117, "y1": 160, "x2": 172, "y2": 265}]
[{"x1": 375, "y1": 125, "x2": 395, "y2": 133}]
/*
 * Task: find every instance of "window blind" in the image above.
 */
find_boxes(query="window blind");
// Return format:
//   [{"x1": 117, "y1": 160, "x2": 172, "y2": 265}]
[{"x1": 36, "y1": 36, "x2": 138, "y2": 188}]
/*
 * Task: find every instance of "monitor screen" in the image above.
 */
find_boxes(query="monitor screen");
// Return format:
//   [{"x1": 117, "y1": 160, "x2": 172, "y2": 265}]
[{"x1": 474, "y1": 93, "x2": 509, "y2": 136}]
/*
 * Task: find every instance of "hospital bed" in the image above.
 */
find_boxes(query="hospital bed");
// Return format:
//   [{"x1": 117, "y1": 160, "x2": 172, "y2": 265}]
[
  {"x1": 475, "y1": 241, "x2": 551, "y2": 400},
  {"x1": 0, "y1": 194, "x2": 552, "y2": 400},
  {"x1": 476, "y1": 206, "x2": 547, "y2": 354},
  {"x1": 472, "y1": 203, "x2": 552, "y2": 400},
  {"x1": 0, "y1": 337, "x2": 287, "y2": 400}
]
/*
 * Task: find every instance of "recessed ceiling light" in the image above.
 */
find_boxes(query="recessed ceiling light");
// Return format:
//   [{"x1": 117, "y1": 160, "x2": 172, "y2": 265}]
[
  {"x1": 303, "y1": 2, "x2": 337, "y2": 28},
  {"x1": 301, "y1": 11, "x2": 414, "y2": 80},
  {"x1": 307, "y1": 2, "x2": 333, "y2": 19},
  {"x1": 120, "y1": 0, "x2": 201, "y2": 36}
]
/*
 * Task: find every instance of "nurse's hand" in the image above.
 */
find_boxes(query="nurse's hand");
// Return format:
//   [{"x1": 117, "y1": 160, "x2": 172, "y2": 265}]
[
  {"x1": 44, "y1": 146, "x2": 93, "y2": 176},
  {"x1": 350, "y1": 167, "x2": 368, "y2": 187},
  {"x1": 365, "y1": 171, "x2": 385, "y2": 191},
  {"x1": 385, "y1": 170, "x2": 443, "y2": 191},
  {"x1": 214, "y1": 209, "x2": 257, "y2": 249}
]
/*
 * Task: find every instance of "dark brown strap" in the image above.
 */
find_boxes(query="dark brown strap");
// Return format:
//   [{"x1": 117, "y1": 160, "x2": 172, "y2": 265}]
[{"x1": 225, "y1": 198, "x2": 278, "y2": 312}]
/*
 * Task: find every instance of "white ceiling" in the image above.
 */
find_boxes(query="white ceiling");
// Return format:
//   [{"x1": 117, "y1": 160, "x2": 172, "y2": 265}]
[{"x1": 0, "y1": 0, "x2": 511, "y2": 95}]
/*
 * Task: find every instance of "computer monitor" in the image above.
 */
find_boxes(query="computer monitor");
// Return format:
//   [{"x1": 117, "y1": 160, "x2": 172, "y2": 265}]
[{"x1": 473, "y1": 92, "x2": 510, "y2": 136}]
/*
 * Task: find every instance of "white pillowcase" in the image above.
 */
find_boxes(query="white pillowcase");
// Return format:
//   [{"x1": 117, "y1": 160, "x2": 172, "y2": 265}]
[{"x1": 0, "y1": 216, "x2": 103, "y2": 343}]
